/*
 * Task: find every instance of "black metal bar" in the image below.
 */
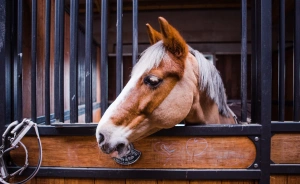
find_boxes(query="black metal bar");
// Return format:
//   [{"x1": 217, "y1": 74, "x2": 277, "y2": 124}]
[
  {"x1": 85, "y1": 0, "x2": 93, "y2": 123},
  {"x1": 294, "y1": 0, "x2": 300, "y2": 121},
  {"x1": 251, "y1": 0, "x2": 258, "y2": 124},
  {"x1": 0, "y1": 0, "x2": 8, "y2": 129},
  {"x1": 271, "y1": 122, "x2": 300, "y2": 132},
  {"x1": 44, "y1": 0, "x2": 51, "y2": 125},
  {"x1": 132, "y1": 0, "x2": 138, "y2": 66},
  {"x1": 16, "y1": 0, "x2": 23, "y2": 121},
  {"x1": 26, "y1": 124, "x2": 262, "y2": 136},
  {"x1": 101, "y1": 0, "x2": 109, "y2": 115},
  {"x1": 1, "y1": 0, "x2": 13, "y2": 125},
  {"x1": 10, "y1": 167, "x2": 261, "y2": 180},
  {"x1": 116, "y1": 0, "x2": 123, "y2": 96},
  {"x1": 31, "y1": 0, "x2": 37, "y2": 123},
  {"x1": 70, "y1": 0, "x2": 79, "y2": 123},
  {"x1": 270, "y1": 164, "x2": 300, "y2": 174},
  {"x1": 54, "y1": 0, "x2": 65, "y2": 122},
  {"x1": 278, "y1": 0, "x2": 285, "y2": 121},
  {"x1": 241, "y1": 0, "x2": 247, "y2": 123},
  {"x1": 258, "y1": 0, "x2": 272, "y2": 183}
]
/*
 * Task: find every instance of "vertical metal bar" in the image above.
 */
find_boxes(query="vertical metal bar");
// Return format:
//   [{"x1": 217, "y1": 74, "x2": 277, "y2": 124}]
[
  {"x1": 31, "y1": 0, "x2": 37, "y2": 122},
  {"x1": 3, "y1": 0, "x2": 13, "y2": 124},
  {"x1": 251, "y1": 0, "x2": 258, "y2": 123},
  {"x1": 116, "y1": 0, "x2": 123, "y2": 96},
  {"x1": 70, "y1": 0, "x2": 78, "y2": 123},
  {"x1": 294, "y1": 0, "x2": 300, "y2": 121},
  {"x1": 101, "y1": 0, "x2": 108, "y2": 115},
  {"x1": 16, "y1": 0, "x2": 23, "y2": 121},
  {"x1": 0, "y1": 0, "x2": 8, "y2": 128},
  {"x1": 54, "y1": 0, "x2": 65, "y2": 122},
  {"x1": 258, "y1": 0, "x2": 272, "y2": 183},
  {"x1": 85, "y1": 0, "x2": 93, "y2": 123},
  {"x1": 45, "y1": 0, "x2": 51, "y2": 125},
  {"x1": 241, "y1": 0, "x2": 247, "y2": 123},
  {"x1": 278, "y1": 0, "x2": 285, "y2": 121},
  {"x1": 132, "y1": 0, "x2": 138, "y2": 66}
]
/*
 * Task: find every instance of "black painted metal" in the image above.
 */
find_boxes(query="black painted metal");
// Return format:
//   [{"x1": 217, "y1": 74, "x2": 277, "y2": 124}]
[
  {"x1": 15, "y1": 0, "x2": 23, "y2": 122},
  {"x1": 26, "y1": 124, "x2": 261, "y2": 136},
  {"x1": 251, "y1": 0, "x2": 258, "y2": 124},
  {"x1": 270, "y1": 164, "x2": 300, "y2": 174},
  {"x1": 0, "y1": 0, "x2": 8, "y2": 132},
  {"x1": 271, "y1": 122, "x2": 300, "y2": 132},
  {"x1": 116, "y1": 0, "x2": 123, "y2": 96},
  {"x1": 132, "y1": 0, "x2": 138, "y2": 66},
  {"x1": 9, "y1": 167, "x2": 261, "y2": 180},
  {"x1": 85, "y1": 0, "x2": 93, "y2": 123},
  {"x1": 294, "y1": 0, "x2": 300, "y2": 121},
  {"x1": 241, "y1": 0, "x2": 247, "y2": 123},
  {"x1": 70, "y1": 0, "x2": 79, "y2": 123},
  {"x1": 54, "y1": 0, "x2": 65, "y2": 122},
  {"x1": 101, "y1": 0, "x2": 109, "y2": 115},
  {"x1": 45, "y1": 0, "x2": 51, "y2": 125},
  {"x1": 258, "y1": 1, "x2": 272, "y2": 183},
  {"x1": 278, "y1": 0, "x2": 285, "y2": 121},
  {"x1": 31, "y1": 0, "x2": 37, "y2": 123}
]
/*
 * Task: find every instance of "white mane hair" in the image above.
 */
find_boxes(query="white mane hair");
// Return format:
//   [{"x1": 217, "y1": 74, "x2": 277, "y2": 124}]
[{"x1": 131, "y1": 41, "x2": 230, "y2": 117}]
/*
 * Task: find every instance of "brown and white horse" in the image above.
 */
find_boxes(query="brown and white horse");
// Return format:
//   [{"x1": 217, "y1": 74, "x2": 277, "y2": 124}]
[{"x1": 96, "y1": 17, "x2": 237, "y2": 158}]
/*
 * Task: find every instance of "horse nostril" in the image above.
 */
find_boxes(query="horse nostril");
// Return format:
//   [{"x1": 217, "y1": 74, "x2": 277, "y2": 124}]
[
  {"x1": 116, "y1": 143, "x2": 126, "y2": 153},
  {"x1": 98, "y1": 133, "x2": 105, "y2": 144}
]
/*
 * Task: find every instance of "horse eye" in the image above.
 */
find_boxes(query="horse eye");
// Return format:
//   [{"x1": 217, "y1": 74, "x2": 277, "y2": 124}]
[{"x1": 144, "y1": 75, "x2": 162, "y2": 88}]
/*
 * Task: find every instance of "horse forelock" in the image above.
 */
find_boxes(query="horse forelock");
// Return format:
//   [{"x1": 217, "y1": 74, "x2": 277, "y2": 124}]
[
  {"x1": 189, "y1": 47, "x2": 230, "y2": 117},
  {"x1": 131, "y1": 41, "x2": 166, "y2": 77}
]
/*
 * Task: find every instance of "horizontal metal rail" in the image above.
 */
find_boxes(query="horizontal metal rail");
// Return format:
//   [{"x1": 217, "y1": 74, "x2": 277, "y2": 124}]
[
  {"x1": 8, "y1": 167, "x2": 261, "y2": 180},
  {"x1": 25, "y1": 124, "x2": 262, "y2": 136}
]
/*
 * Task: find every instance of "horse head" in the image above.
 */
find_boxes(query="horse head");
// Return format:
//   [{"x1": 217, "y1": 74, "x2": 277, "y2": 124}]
[{"x1": 96, "y1": 17, "x2": 236, "y2": 158}]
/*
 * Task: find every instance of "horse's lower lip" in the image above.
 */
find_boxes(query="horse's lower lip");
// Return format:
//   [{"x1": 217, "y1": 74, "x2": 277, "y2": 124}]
[{"x1": 110, "y1": 151, "x2": 119, "y2": 158}]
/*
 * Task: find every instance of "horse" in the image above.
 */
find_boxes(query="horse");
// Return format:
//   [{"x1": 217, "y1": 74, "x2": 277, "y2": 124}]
[{"x1": 96, "y1": 17, "x2": 238, "y2": 158}]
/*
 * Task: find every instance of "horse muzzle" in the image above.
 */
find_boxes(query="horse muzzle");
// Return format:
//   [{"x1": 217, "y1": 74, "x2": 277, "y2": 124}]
[{"x1": 97, "y1": 133, "x2": 130, "y2": 157}]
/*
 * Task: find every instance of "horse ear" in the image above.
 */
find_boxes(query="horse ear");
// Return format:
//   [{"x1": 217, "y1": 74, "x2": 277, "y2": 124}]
[
  {"x1": 146, "y1": 23, "x2": 162, "y2": 45},
  {"x1": 158, "y1": 17, "x2": 188, "y2": 59}
]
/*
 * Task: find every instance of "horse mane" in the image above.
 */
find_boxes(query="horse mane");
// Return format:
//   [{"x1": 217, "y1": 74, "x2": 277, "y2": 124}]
[
  {"x1": 132, "y1": 41, "x2": 230, "y2": 117},
  {"x1": 188, "y1": 47, "x2": 230, "y2": 117}
]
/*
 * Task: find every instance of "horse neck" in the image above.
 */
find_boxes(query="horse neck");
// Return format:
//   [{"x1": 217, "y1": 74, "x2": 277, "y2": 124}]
[{"x1": 184, "y1": 54, "x2": 236, "y2": 125}]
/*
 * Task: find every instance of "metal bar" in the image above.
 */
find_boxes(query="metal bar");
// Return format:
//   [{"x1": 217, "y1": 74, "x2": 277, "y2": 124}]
[
  {"x1": 132, "y1": 0, "x2": 138, "y2": 66},
  {"x1": 271, "y1": 122, "x2": 300, "y2": 132},
  {"x1": 116, "y1": 0, "x2": 123, "y2": 96},
  {"x1": 31, "y1": 0, "x2": 37, "y2": 122},
  {"x1": 59, "y1": 0, "x2": 65, "y2": 123},
  {"x1": 258, "y1": 0, "x2": 272, "y2": 183},
  {"x1": 241, "y1": 0, "x2": 247, "y2": 123},
  {"x1": 44, "y1": 0, "x2": 51, "y2": 125},
  {"x1": 101, "y1": 0, "x2": 109, "y2": 115},
  {"x1": 70, "y1": 0, "x2": 79, "y2": 123},
  {"x1": 278, "y1": 0, "x2": 285, "y2": 121},
  {"x1": 1, "y1": 0, "x2": 13, "y2": 125},
  {"x1": 10, "y1": 167, "x2": 261, "y2": 180},
  {"x1": 26, "y1": 124, "x2": 262, "y2": 136},
  {"x1": 16, "y1": 0, "x2": 23, "y2": 121},
  {"x1": 251, "y1": 0, "x2": 258, "y2": 123},
  {"x1": 85, "y1": 0, "x2": 93, "y2": 123},
  {"x1": 0, "y1": 0, "x2": 8, "y2": 129},
  {"x1": 270, "y1": 164, "x2": 300, "y2": 174},
  {"x1": 54, "y1": 0, "x2": 65, "y2": 122},
  {"x1": 294, "y1": 0, "x2": 300, "y2": 121}
]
